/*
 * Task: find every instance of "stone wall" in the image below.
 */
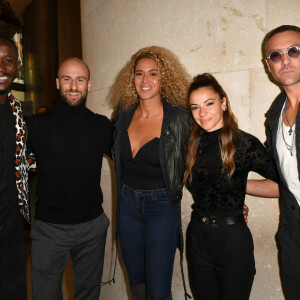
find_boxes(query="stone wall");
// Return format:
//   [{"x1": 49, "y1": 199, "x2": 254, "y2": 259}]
[{"x1": 80, "y1": 1, "x2": 300, "y2": 299}]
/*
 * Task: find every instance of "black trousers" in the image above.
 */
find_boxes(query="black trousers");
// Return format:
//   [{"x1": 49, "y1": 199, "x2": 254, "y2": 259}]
[
  {"x1": 0, "y1": 211, "x2": 27, "y2": 300},
  {"x1": 186, "y1": 218, "x2": 255, "y2": 300},
  {"x1": 278, "y1": 223, "x2": 300, "y2": 300}
]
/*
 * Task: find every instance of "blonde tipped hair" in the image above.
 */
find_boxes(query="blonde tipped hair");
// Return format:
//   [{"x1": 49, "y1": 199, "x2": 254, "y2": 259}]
[{"x1": 108, "y1": 46, "x2": 190, "y2": 111}]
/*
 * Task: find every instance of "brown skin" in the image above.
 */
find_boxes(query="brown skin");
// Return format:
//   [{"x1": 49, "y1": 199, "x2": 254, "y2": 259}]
[
  {"x1": 0, "y1": 38, "x2": 20, "y2": 104},
  {"x1": 243, "y1": 204, "x2": 249, "y2": 223},
  {"x1": 128, "y1": 58, "x2": 163, "y2": 158},
  {"x1": 56, "y1": 57, "x2": 92, "y2": 107}
]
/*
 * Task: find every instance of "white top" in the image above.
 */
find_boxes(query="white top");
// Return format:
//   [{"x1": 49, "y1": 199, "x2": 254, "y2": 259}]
[{"x1": 276, "y1": 103, "x2": 300, "y2": 206}]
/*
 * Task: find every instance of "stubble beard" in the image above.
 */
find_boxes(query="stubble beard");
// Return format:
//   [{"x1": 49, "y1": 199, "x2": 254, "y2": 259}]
[
  {"x1": 274, "y1": 66, "x2": 300, "y2": 88},
  {"x1": 59, "y1": 89, "x2": 87, "y2": 107},
  {"x1": 278, "y1": 76, "x2": 300, "y2": 88}
]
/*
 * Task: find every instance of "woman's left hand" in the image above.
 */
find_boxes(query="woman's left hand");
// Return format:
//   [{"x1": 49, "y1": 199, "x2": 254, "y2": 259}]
[{"x1": 243, "y1": 204, "x2": 249, "y2": 223}]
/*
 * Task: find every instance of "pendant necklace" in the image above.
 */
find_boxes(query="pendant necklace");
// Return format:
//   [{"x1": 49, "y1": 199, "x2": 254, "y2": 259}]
[
  {"x1": 284, "y1": 98, "x2": 297, "y2": 135},
  {"x1": 282, "y1": 98, "x2": 296, "y2": 156}
]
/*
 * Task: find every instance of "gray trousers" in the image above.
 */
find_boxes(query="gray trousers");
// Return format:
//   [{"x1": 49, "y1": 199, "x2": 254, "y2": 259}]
[{"x1": 31, "y1": 212, "x2": 110, "y2": 300}]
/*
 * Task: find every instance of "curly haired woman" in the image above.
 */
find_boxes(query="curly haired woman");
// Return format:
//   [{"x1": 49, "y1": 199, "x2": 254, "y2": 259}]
[
  {"x1": 110, "y1": 46, "x2": 190, "y2": 300},
  {"x1": 184, "y1": 73, "x2": 279, "y2": 300}
]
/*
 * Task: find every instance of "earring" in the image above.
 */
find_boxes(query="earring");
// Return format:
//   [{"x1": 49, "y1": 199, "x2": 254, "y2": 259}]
[{"x1": 223, "y1": 107, "x2": 227, "y2": 111}]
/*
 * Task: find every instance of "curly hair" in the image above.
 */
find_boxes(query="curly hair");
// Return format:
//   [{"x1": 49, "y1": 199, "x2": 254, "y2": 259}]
[
  {"x1": 184, "y1": 73, "x2": 239, "y2": 184},
  {"x1": 108, "y1": 46, "x2": 191, "y2": 111}
]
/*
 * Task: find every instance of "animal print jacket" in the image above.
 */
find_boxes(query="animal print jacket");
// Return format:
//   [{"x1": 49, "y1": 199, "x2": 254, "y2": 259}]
[{"x1": 8, "y1": 93, "x2": 36, "y2": 222}]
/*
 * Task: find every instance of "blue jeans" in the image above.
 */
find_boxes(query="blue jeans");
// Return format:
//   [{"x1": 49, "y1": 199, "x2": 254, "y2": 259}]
[{"x1": 118, "y1": 183, "x2": 178, "y2": 300}]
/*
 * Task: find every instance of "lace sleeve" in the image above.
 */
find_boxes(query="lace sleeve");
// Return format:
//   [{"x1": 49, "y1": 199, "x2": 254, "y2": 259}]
[{"x1": 242, "y1": 133, "x2": 279, "y2": 183}]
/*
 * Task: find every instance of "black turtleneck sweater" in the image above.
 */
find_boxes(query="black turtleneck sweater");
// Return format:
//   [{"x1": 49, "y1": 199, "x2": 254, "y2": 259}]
[
  {"x1": 189, "y1": 129, "x2": 278, "y2": 216},
  {"x1": 27, "y1": 101, "x2": 113, "y2": 224}
]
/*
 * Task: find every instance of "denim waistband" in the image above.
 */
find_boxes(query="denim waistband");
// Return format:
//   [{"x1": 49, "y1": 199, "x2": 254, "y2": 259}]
[{"x1": 120, "y1": 182, "x2": 167, "y2": 196}]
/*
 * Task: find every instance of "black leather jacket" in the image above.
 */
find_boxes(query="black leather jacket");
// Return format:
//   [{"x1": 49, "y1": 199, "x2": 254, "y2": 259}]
[
  {"x1": 112, "y1": 99, "x2": 190, "y2": 206},
  {"x1": 111, "y1": 99, "x2": 191, "y2": 299}
]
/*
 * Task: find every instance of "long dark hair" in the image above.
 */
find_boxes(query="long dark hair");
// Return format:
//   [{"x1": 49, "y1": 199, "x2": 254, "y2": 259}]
[{"x1": 184, "y1": 73, "x2": 239, "y2": 184}]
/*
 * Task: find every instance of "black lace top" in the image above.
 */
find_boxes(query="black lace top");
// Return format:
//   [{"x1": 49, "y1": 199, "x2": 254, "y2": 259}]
[{"x1": 189, "y1": 129, "x2": 278, "y2": 216}]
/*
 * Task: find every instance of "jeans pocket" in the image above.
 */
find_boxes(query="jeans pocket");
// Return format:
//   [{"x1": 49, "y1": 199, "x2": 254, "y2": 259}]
[
  {"x1": 152, "y1": 191, "x2": 169, "y2": 204},
  {"x1": 102, "y1": 211, "x2": 110, "y2": 229}
]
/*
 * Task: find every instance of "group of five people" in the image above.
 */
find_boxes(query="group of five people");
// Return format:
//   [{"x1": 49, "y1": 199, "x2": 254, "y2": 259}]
[{"x1": 0, "y1": 24, "x2": 300, "y2": 300}]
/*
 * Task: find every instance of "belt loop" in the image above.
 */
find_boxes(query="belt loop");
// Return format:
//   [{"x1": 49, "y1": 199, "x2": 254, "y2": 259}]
[{"x1": 135, "y1": 190, "x2": 140, "y2": 203}]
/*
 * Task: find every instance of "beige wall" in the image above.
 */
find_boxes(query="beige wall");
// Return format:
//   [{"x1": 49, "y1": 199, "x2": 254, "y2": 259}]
[{"x1": 80, "y1": 1, "x2": 300, "y2": 299}]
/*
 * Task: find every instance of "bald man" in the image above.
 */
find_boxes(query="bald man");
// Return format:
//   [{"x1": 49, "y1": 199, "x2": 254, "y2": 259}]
[{"x1": 27, "y1": 58, "x2": 113, "y2": 300}]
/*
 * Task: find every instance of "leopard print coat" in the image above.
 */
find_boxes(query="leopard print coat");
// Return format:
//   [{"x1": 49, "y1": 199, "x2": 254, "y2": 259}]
[{"x1": 8, "y1": 93, "x2": 36, "y2": 222}]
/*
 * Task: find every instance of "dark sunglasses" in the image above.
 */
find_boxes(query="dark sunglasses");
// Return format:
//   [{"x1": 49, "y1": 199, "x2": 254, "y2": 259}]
[{"x1": 266, "y1": 46, "x2": 300, "y2": 63}]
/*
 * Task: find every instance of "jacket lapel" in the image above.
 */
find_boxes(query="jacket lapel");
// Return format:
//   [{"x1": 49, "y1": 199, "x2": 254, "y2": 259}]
[{"x1": 267, "y1": 91, "x2": 291, "y2": 186}]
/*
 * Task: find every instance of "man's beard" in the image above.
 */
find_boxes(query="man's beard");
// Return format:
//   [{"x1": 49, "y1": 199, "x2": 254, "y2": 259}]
[{"x1": 59, "y1": 90, "x2": 87, "y2": 107}]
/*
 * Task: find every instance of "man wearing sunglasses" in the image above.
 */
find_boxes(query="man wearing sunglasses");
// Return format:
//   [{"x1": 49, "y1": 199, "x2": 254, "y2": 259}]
[{"x1": 264, "y1": 25, "x2": 300, "y2": 300}]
